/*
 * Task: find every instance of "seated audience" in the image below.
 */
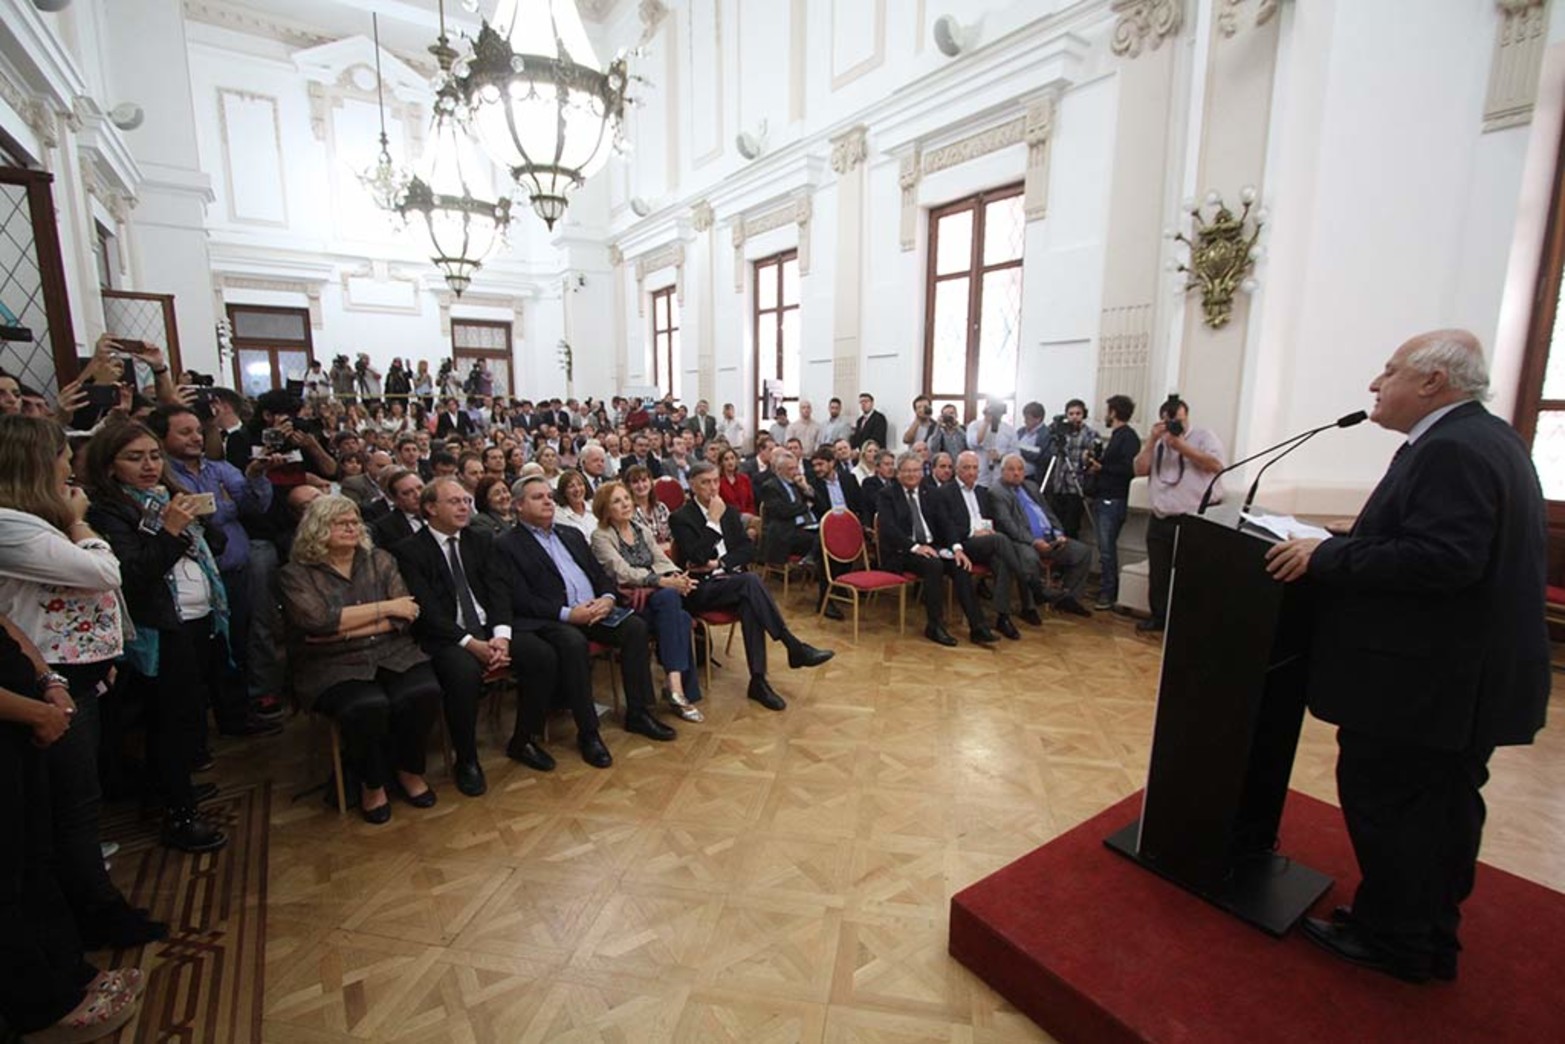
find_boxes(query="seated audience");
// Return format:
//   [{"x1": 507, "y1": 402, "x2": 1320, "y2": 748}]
[
  {"x1": 468, "y1": 475, "x2": 515, "y2": 537},
  {"x1": 990, "y1": 453, "x2": 1093, "y2": 616},
  {"x1": 278, "y1": 496, "x2": 441, "y2": 824},
  {"x1": 553, "y1": 469, "x2": 597, "y2": 539},
  {"x1": 808, "y1": 445, "x2": 864, "y2": 522},
  {"x1": 758, "y1": 449, "x2": 835, "y2": 617},
  {"x1": 933, "y1": 450, "x2": 1041, "y2": 639},
  {"x1": 623, "y1": 464, "x2": 673, "y2": 552},
  {"x1": 589, "y1": 481, "x2": 703, "y2": 722},
  {"x1": 370, "y1": 467, "x2": 426, "y2": 547}
]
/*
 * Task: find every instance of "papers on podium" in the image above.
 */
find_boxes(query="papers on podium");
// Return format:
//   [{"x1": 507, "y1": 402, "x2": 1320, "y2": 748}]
[{"x1": 1240, "y1": 512, "x2": 1333, "y2": 542}]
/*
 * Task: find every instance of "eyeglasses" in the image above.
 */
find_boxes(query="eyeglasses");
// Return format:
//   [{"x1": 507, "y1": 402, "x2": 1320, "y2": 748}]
[{"x1": 330, "y1": 519, "x2": 363, "y2": 530}]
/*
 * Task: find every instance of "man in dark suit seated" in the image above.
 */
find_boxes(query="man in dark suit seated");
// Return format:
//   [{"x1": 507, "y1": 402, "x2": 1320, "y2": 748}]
[
  {"x1": 619, "y1": 431, "x2": 664, "y2": 479},
  {"x1": 342, "y1": 449, "x2": 393, "y2": 523},
  {"x1": 933, "y1": 451, "x2": 1038, "y2": 639},
  {"x1": 496, "y1": 476, "x2": 677, "y2": 759},
  {"x1": 758, "y1": 449, "x2": 837, "y2": 619},
  {"x1": 390, "y1": 478, "x2": 535, "y2": 795},
  {"x1": 877, "y1": 452, "x2": 999, "y2": 647},
  {"x1": 989, "y1": 454, "x2": 1092, "y2": 616},
  {"x1": 669, "y1": 462, "x2": 834, "y2": 710},
  {"x1": 434, "y1": 396, "x2": 475, "y2": 439},
  {"x1": 1265, "y1": 329, "x2": 1550, "y2": 983},
  {"x1": 370, "y1": 468, "x2": 427, "y2": 548},
  {"x1": 858, "y1": 450, "x2": 895, "y2": 531},
  {"x1": 808, "y1": 446, "x2": 864, "y2": 522}
]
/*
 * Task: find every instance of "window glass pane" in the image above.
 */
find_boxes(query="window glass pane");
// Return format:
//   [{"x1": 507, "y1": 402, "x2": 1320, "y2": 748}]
[
  {"x1": 667, "y1": 294, "x2": 681, "y2": 333},
  {"x1": 237, "y1": 349, "x2": 274, "y2": 398},
  {"x1": 781, "y1": 309, "x2": 800, "y2": 395},
  {"x1": 1533, "y1": 410, "x2": 1565, "y2": 500},
  {"x1": 453, "y1": 322, "x2": 509, "y2": 351},
  {"x1": 277, "y1": 350, "x2": 310, "y2": 386},
  {"x1": 977, "y1": 268, "x2": 1023, "y2": 405},
  {"x1": 982, "y1": 194, "x2": 1026, "y2": 267},
  {"x1": 782, "y1": 257, "x2": 800, "y2": 306},
  {"x1": 936, "y1": 209, "x2": 974, "y2": 276},
  {"x1": 931, "y1": 278, "x2": 971, "y2": 395},
  {"x1": 757, "y1": 262, "x2": 778, "y2": 311},
  {"x1": 758, "y1": 314, "x2": 781, "y2": 381},
  {"x1": 232, "y1": 309, "x2": 307, "y2": 342},
  {"x1": 669, "y1": 330, "x2": 682, "y2": 401}
]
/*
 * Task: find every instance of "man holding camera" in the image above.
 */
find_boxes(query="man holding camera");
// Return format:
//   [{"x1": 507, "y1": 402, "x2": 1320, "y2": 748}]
[
  {"x1": 1132, "y1": 395, "x2": 1226, "y2": 634},
  {"x1": 966, "y1": 399, "x2": 1017, "y2": 488},
  {"x1": 928, "y1": 403, "x2": 968, "y2": 459},
  {"x1": 903, "y1": 396, "x2": 937, "y2": 448},
  {"x1": 1042, "y1": 400, "x2": 1100, "y2": 539}
]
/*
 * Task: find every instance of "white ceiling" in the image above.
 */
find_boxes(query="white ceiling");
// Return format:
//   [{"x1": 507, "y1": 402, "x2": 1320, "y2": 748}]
[{"x1": 183, "y1": 0, "x2": 630, "y2": 65}]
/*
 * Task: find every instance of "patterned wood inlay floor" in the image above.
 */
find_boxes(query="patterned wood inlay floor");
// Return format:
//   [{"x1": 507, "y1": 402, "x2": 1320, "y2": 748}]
[{"x1": 192, "y1": 595, "x2": 1564, "y2": 1043}]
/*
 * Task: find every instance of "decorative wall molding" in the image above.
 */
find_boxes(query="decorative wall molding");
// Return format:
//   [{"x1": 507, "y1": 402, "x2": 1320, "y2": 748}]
[
  {"x1": 340, "y1": 261, "x2": 422, "y2": 315},
  {"x1": 691, "y1": 200, "x2": 715, "y2": 233},
  {"x1": 182, "y1": 0, "x2": 332, "y2": 50},
  {"x1": 1485, "y1": 0, "x2": 1550, "y2": 132},
  {"x1": 922, "y1": 116, "x2": 1026, "y2": 176},
  {"x1": 215, "y1": 274, "x2": 326, "y2": 328},
  {"x1": 1218, "y1": 0, "x2": 1282, "y2": 38},
  {"x1": 435, "y1": 291, "x2": 524, "y2": 338},
  {"x1": 608, "y1": 244, "x2": 625, "y2": 268},
  {"x1": 1110, "y1": 0, "x2": 1184, "y2": 58},
  {"x1": 633, "y1": 243, "x2": 687, "y2": 315},
  {"x1": 0, "y1": 71, "x2": 59, "y2": 150},
  {"x1": 729, "y1": 193, "x2": 814, "y2": 290},
  {"x1": 217, "y1": 88, "x2": 289, "y2": 228},
  {"x1": 638, "y1": 0, "x2": 671, "y2": 45},
  {"x1": 898, "y1": 149, "x2": 921, "y2": 252},
  {"x1": 1024, "y1": 92, "x2": 1058, "y2": 222},
  {"x1": 830, "y1": 0, "x2": 888, "y2": 91},
  {"x1": 830, "y1": 124, "x2": 869, "y2": 176},
  {"x1": 1097, "y1": 303, "x2": 1153, "y2": 432}
]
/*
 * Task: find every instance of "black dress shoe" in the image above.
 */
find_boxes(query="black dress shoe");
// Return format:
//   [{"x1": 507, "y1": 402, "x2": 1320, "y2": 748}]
[
  {"x1": 361, "y1": 800, "x2": 392, "y2": 825},
  {"x1": 925, "y1": 624, "x2": 958, "y2": 647},
  {"x1": 80, "y1": 902, "x2": 170, "y2": 950},
  {"x1": 1136, "y1": 617, "x2": 1164, "y2": 634},
  {"x1": 1056, "y1": 597, "x2": 1093, "y2": 618},
  {"x1": 624, "y1": 709, "x2": 677, "y2": 742},
  {"x1": 970, "y1": 627, "x2": 1000, "y2": 645},
  {"x1": 161, "y1": 808, "x2": 228, "y2": 853},
  {"x1": 396, "y1": 781, "x2": 437, "y2": 808},
  {"x1": 1018, "y1": 607, "x2": 1043, "y2": 627},
  {"x1": 994, "y1": 614, "x2": 1022, "y2": 640},
  {"x1": 1299, "y1": 917, "x2": 1433, "y2": 984},
  {"x1": 1328, "y1": 907, "x2": 1458, "y2": 980},
  {"x1": 579, "y1": 733, "x2": 613, "y2": 768},
  {"x1": 454, "y1": 760, "x2": 487, "y2": 797},
  {"x1": 822, "y1": 603, "x2": 845, "y2": 621},
  {"x1": 507, "y1": 738, "x2": 556, "y2": 772},
  {"x1": 786, "y1": 642, "x2": 834, "y2": 669},
  {"x1": 747, "y1": 677, "x2": 787, "y2": 711}
]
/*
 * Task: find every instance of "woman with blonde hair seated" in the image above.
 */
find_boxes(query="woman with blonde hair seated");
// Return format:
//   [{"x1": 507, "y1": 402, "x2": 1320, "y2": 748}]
[
  {"x1": 278, "y1": 495, "x2": 441, "y2": 824},
  {"x1": 589, "y1": 481, "x2": 703, "y2": 723}
]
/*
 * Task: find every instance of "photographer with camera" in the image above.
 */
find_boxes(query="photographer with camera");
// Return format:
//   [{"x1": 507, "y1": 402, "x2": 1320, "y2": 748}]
[
  {"x1": 903, "y1": 396, "x2": 937, "y2": 448},
  {"x1": 1132, "y1": 394, "x2": 1226, "y2": 634},
  {"x1": 354, "y1": 353, "x2": 382, "y2": 405},
  {"x1": 966, "y1": 398, "x2": 1017, "y2": 487},
  {"x1": 328, "y1": 355, "x2": 355, "y2": 403},
  {"x1": 1040, "y1": 399, "x2": 1100, "y2": 539},
  {"x1": 927, "y1": 402, "x2": 968, "y2": 458}
]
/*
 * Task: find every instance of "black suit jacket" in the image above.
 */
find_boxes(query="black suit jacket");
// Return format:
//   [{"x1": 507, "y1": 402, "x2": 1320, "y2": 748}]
[
  {"x1": 619, "y1": 454, "x2": 664, "y2": 479},
  {"x1": 669, "y1": 499, "x2": 756, "y2": 572},
  {"x1": 758, "y1": 472, "x2": 817, "y2": 563},
  {"x1": 875, "y1": 482, "x2": 951, "y2": 558},
  {"x1": 686, "y1": 415, "x2": 718, "y2": 441},
  {"x1": 860, "y1": 475, "x2": 890, "y2": 527},
  {"x1": 494, "y1": 523, "x2": 616, "y2": 631},
  {"x1": 932, "y1": 481, "x2": 999, "y2": 547},
  {"x1": 851, "y1": 409, "x2": 888, "y2": 450},
  {"x1": 390, "y1": 526, "x2": 512, "y2": 651},
  {"x1": 435, "y1": 411, "x2": 475, "y2": 438},
  {"x1": 809, "y1": 471, "x2": 864, "y2": 522},
  {"x1": 371, "y1": 510, "x2": 420, "y2": 549},
  {"x1": 1306, "y1": 401, "x2": 1550, "y2": 750}
]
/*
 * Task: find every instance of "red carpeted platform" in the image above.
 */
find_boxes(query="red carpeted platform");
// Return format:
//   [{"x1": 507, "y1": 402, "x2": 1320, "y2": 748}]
[{"x1": 950, "y1": 790, "x2": 1565, "y2": 1043}]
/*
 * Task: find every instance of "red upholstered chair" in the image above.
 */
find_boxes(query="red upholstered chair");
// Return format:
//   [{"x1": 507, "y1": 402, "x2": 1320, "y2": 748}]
[
  {"x1": 653, "y1": 477, "x2": 686, "y2": 512},
  {"x1": 666, "y1": 536, "x2": 739, "y2": 690},
  {"x1": 821, "y1": 508, "x2": 912, "y2": 644},
  {"x1": 756, "y1": 501, "x2": 808, "y2": 601}
]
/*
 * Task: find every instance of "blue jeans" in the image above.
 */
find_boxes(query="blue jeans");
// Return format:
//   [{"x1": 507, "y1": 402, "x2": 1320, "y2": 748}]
[
  {"x1": 640, "y1": 587, "x2": 699, "y2": 700},
  {"x1": 1093, "y1": 498, "x2": 1129, "y2": 604}
]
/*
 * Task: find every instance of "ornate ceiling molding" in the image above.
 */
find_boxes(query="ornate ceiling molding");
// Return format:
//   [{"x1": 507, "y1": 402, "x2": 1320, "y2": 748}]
[
  {"x1": 182, "y1": 0, "x2": 332, "y2": 50},
  {"x1": 1110, "y1": 0, "x2": 1184, "y2": 59}
]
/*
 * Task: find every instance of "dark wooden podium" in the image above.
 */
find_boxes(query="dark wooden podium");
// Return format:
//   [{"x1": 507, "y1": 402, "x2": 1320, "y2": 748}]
[{"x1": 1104, "y1": 512, "x2": 1332, "y2": 935}]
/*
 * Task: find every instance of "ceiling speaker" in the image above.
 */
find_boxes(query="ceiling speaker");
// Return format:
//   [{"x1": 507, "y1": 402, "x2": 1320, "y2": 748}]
[
  {"x1": 630, "y1": 197, "x2": 652, "y2": 217},
  {"x1": 109, "y1": 103, "x2": 144, "y2": 131},
  {"x1": 933, "y1": 15, "x2": 968, "y2": 58},
  {"x1": 33, "y1": 0, "x2": 74, "y2": 11},
  {"x1": 735, "y1": 119, "x2": 769, "y2": 162}
]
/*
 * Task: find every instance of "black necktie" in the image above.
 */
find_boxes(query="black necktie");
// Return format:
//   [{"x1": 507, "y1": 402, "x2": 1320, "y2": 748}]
[
  {"x1": 446, "y1": 535, "x2": 483, "y2": 635},
  {"x1": 907, "y1": 489, "x2": 930, "y2": 544}
]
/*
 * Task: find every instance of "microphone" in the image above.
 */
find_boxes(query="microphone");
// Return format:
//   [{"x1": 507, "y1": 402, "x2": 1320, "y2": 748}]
[{"x1": 1196, "y1": 411, "x2": 1367, "y2": 516}]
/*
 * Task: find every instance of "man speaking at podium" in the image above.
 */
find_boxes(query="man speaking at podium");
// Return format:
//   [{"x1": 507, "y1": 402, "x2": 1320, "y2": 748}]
[{"x1": 1265, "y1": 329, "x2": 1549, "y2": 983}]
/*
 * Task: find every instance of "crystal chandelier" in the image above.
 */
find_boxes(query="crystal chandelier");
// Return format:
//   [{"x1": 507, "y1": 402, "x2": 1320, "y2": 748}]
[
  {"x1": 397, "y1": 81, "x2": 514, "y2": 297},
  {"x1": 447, "y1": 0, "x2": 631, "y2": 229},
  {"x1": 356, "y1": 14, "x2": 409, "y2": 212}
]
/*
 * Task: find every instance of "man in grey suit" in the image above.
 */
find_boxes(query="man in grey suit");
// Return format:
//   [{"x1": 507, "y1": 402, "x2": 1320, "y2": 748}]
[{"x1": 989, "y1": 453, "x2": 1093, "y2": 616}]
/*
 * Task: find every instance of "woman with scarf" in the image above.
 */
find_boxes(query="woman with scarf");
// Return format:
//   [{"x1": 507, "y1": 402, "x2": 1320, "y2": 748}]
[{"x1": 82, "y1": 421, "x2": 228, "y2": 853}]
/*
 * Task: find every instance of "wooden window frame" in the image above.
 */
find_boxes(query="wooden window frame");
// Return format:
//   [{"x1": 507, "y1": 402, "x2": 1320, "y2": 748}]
[
  {"x1": 921, "y1": 182, "x2": 1025, "y2": 420},
  {"x1": 102, "y1": 290, "x2": 182, "y2": 377},
  {"x1": 0, "y1": 167, "x2": 78, "y2": 386},
  {"x1": 225, "y1": 303, "x2": 313, "y2": 393},
  {"x1": 451, "y1": 318, "x2": 515, "y2": 399},
  {"x1": 650, "y1": 285, "x2": 678, "y2": 399},
  {"x1": 752, "y1": 249, "x2": 800, "y2": 429},
  {"x1": 1517, "y1": 116, "x2": 1565, "y2": 533}
]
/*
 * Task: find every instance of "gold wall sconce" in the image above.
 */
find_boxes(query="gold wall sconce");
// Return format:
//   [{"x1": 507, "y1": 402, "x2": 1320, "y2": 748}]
[{"x1": 1165, "y1": 187, "x2": 1267, "y2": 329}]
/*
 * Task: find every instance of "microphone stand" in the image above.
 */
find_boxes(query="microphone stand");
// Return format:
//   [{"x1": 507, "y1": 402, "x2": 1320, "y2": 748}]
[
  {"x1": 1238, "y1": 431, "x2": 1321, "y2": 523},
  {"x1": 1195, "y1": 428, "x2": 1320, "y2": 516}
]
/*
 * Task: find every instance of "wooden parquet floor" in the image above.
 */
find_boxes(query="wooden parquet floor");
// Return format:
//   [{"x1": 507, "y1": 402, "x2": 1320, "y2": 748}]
[{"x1": 195, "y1": 593, "x2": 1565, "y2": 1044}]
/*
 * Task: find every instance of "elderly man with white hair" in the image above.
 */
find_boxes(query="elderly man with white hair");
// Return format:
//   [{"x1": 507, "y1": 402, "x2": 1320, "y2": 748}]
[
  {"x1": 756, "y1": 448, "x2": 839, "y2": 618},
  {"x1": 1264, "y1": 330, "x2": 1549, "y2": 984},
  {"x1": 578, "y1": 443, "x2": 611, "y2": 494}
]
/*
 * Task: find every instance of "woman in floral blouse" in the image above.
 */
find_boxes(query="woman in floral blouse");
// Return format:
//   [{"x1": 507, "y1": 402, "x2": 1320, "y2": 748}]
[{"x1": 0, "y1": 415, "x2": 168, "y2": 948}]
